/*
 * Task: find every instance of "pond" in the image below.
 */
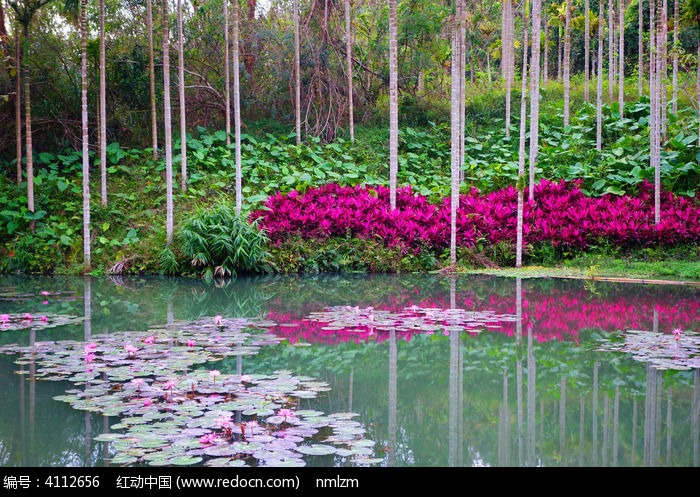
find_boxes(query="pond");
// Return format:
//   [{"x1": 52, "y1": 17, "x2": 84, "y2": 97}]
[{"x1": 0, "y1": 273, "x2": 699, "y2": 468}]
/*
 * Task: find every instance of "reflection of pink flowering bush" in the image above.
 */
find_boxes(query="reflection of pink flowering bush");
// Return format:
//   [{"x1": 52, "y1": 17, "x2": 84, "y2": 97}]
[{"x1": 251, "y1": 180, "x2": 699, "y2": 252}]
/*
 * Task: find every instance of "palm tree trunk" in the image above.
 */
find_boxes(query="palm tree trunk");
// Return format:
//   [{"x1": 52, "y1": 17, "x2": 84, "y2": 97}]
[
  {"x1": 618, "y1": 0, "x2": 624, "y2": 118},
  {"x1": 294, "y1": 0, "x2": 301, "y2": 145},
  {"x1": 608, "y1": 0, "x2": 614, "y2": 100},
  {"x1": 233, "y1": 0, "x2": 242, "y2": 214},
  {"x1": 450, "y1": 0, "x2": 465, "y2": 268},
  {"x1": 147, "y1": 0, "x2": 158, "y2": 159},
  {"x1": 543, "y1": 6, "x2": 548, "y2": 85},
  {"x1": 388, "y1": 0, "x2": 398, "y2": 210},
  {"x1": 585, "y1": 0, "x2": 590, "y2": 101},
  {"x1": 597, "y1": 0, "x2": 604, "y2": 151},
  {"x1": 563, "y1": 0, "x2": 571, "y2": 126},
  {"x1": 516, "y1": 0, "x2": 530, "y2": 268},
  {"x1": 15, "y1": 24, "x2": 21, "y2": 185},
  {"x1": 81, "y1": 0, "x2": 91, "y2": 269},
  {"x1": 22, "y1": 23, "x2": 33, "y2": 216},
  {"x1": 224, "y1": 0, "x2": 231, "y2": 145},
  {"x1": 163, "y1": 0, "x2": 174, "y2": 243},
  {"x1": 672, "y1": 0, "x2": 678, "y2": 115},
  {"x1": 99, "y1": 0, "x2": 107, "y2": 205},
  {"x1": 638, "y1": 0, "x2": 643, "y2": 97},
  {"x1": 660, "y1": 0, "x2": 667, "y2": 140},
  {"x1": 345, "y1": 0, "x2": 354, "y2": 142},
  {"x1": 177, "y1": 0, "x2": 187, "y2": 190},
  {"x1": 504, "y1": 0, "x2": 513, "y2": 137},
  {"x1": 528, "y1": 0, "x2": 542, "y2": 201}
]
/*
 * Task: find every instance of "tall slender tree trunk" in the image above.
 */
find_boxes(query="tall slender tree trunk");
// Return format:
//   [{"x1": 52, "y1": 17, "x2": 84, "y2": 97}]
[
  {"x1": 638, "y1": 0, "x2": 643, "y2": 96},
  {"x1": 233, "y1": 0, "x2": 242, "y2": 214},
  {"x1": 660, "y1": 0, "x2": 667, "y2": 139},
  {"x1": 81, "y1": 0, "x2": 91, "y2": 270},
  {"x1": 516, "y1": 0, "x2": 530, "y2": 267},
  {"x1": 597, "y1": 0, "x2": 604, "y2": 151},
  {"x1": 345, "y1": 0, "x2": 354, "y2": 142},
  {"x1": 22, "y1": 23, "x2": 33, "y2": 215},
  {"x1": 450, "y1": 0, "x2": 465, "y2": 269},
  {"x1": 543, "y1": 6, "x2": 549, "y2": 85},
  {"x1": 618, "y1": 0, "x2": 624, "y2": 118},
  {"x1": 608, "y1": 0, "x2": 614, "y2": 100},
  {"x1": 672, "y1": 0, "x2": 678, "y2": 115},
  {"x1": 15, "y1": 24, "x2": 21, "y2": 185},
  {"x1": 163, "y1": 0, "x2": 174, "y2": 243},
  {"x1": 99, "y1": 0, "x2": 107, "y2": 205},
  {"x1": 504, "y1": 0, "x2": 514, "y2": 138},
  {"x1": 650, "y1": 0, "x2": 661, "y2": 224},
  {"x1": 563, "y1": 0, "x2": 571, "y2": 126},
  {"x1": 388, "y1": 0, "x2": 398, "y2": 210},
  {"x1": 147, "y1": 0, "x2": 158, "y2": 159},
  {"x1": 177, "y1": 0, "x2": 187, "y2": 190},
  {"x1": 224, "y1": 0, "x2": 231, "y2": 145},
  {"x1": 528, "y1": 0, "x2": 542, "y2": 201},
  {"x1": 294, "y1": 0, "x2": 301, "y2": 144},
  {"x1": 585, "y1": 0, "x2": 590, "y2": 101}
]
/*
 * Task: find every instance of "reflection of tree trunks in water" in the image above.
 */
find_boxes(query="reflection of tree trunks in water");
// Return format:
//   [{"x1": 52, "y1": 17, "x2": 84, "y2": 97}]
[
  {"x1": 593, "y1": 361, "x2": 599, "y2": 466},
  {"x1": 84, "y1": 277, "x2": 91, "y2": 340},
  {"x1": 30, "y1": 329, "x2": 35, "y2": 456},
  {"x1": 602, "y1": 394, "x2": 609, "y2": 466},
  {"x1": 560, "y1": 377, "x2": 566, "y2": 460},
  {"x1": 448, "y1": 311, "x2": 461, "y2": 466},
  {"x1": 499, "y1": 367, "x2": 509, "y2": 466},
  {"x1": 579, "y1": 396, "x2": 585, "y2": 465},
  {"x1": 19, "y1": 363, "x2": 25, "y2": 465},
  {"x1": 644, "y1": 364, "x2": 663, "y2": 466},
  {"x1": 527, "y1": 322, "x2": 536, "y2": 466},
  {"x1": 236, "y1": 355, "x2": 242, "y2": 425},
  {"x1": 85, "y1": 411, "x2": 92, "y2": 464},
  {"x1": 655, "y1": 371, "x2": 663, "y2": 464},
  {"x1": 632, "y1": 398, "x2": 638, "y2": 465},
  {"x1": 348, "y1": 367, "x2": 353, "y2": 412},
  {"x1": 666, "y1": 388, "x2": 672, "y2": 466},
  {"x1": 388, "y1": 328, "x2": 396, "y2": 466},
  {"x1": 167, "y1": 300, "x2": 173, "y2": 325},
  {"x1": 516, "y1": 278, "x2": 523, "y2": 465},
  {"x1": 613, "y1": 385, "x2": 620, "y2": 466},
  {"x1": 694, "y1": 370, "x2": 699, "y2": 466},
  {"x1": 102, "y1": 410, "x2": 110, "y2": 466}
]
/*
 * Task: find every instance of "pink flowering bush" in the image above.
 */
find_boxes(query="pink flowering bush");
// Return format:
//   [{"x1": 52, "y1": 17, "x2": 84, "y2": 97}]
[{"x1": 251, "y1": 180, "x2": 700, "y2": 257}]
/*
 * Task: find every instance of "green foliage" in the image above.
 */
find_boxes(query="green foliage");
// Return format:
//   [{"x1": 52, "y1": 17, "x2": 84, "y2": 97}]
[{"x1": 176, "y1": 199, "x2": 272, "y2": 279}]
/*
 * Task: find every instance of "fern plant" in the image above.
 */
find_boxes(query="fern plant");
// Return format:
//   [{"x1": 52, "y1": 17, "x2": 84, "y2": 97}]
[{"x1": 177, "y1": 199, "x2": 271, "y2": 278}]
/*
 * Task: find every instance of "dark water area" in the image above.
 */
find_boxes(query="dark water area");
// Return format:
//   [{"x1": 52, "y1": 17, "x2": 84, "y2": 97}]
[{"x1": 0, "y1": 273, "x2": 698, "y2": 467}]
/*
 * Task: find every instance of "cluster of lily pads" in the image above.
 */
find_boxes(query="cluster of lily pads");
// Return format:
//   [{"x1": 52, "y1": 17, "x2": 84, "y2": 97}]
[
  {"x1": 303, "y1": 305, "x2": 518, "y2": 337},
  {"x1": 595, "y1": 328, "x2": 700, "y2": 370},
  {"x1": 0, "y1": 312, "x2": 85, "y2": 331},
  {"x1": 0, "y1": 317, "x2": 382, "y2": 467}
]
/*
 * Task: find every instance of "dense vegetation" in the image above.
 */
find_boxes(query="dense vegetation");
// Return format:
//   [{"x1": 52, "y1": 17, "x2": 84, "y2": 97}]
[
  {"x1": 1, "y1": 0, "x2": 699, "y2": 279},
  {"x1": 1, "y1": 85, "x2": 698, "y2": 278}
]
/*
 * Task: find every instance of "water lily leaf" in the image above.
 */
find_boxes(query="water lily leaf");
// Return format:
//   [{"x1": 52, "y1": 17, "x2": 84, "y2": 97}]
[
  {"x1": 167, "y1": 455, "x2": 203, "y2": 465},
  {"x1": 295, "y1": 444, "x2": 337, "y2": 456}
]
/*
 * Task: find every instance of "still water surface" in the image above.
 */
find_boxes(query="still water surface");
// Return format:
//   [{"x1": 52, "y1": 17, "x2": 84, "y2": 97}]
[{"x1": 0, "y1": 273, "x2": 699, "y2": 467}]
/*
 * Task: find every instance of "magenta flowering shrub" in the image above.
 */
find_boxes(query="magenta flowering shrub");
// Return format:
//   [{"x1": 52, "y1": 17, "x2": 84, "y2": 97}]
[{"x1": 250, "y1": 180, "x2": 700, "y2": 252}]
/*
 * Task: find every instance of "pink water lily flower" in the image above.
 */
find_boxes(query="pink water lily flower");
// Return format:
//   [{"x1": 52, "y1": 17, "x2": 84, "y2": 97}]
[
  {"x1": 277, "y1": 408, "x2": 296, "y2": 421},
  {"x1": 40, "y1": 315, "x2": 47, "y2": 322},
  {"x1": 23, "y1": 313, "x2": 33, "y2": 321},
  {"x1": 0, "y1": 314, "x2": 9, "y2": 324},
  {"x1": 143, "y1": 335, "x2": 155, "y2": 345},
  {"x1": 186, "y1": 339, "x2": 195, "y2": 347},
  {"x1": 143, "y1": 398, "x2": 152, "y2": 407},
  {"x1": 672, "y1": 328, "x2": 683, "y2": 341},
  {"x1": 214, "y1": 315, "x2": 223, "y2": 326},
  {"x1": 199, "y1": 433, "x2": 217, "y2": 445},
  {"x1": 84, "y1": 353, "x2": 96, "y2": 363},
  {"x1": 125, "y1": 343, "x2": 138, "y2": 356},
  {"x1": 209, "y1": 370, "x2": 221, "y2": 383},
  {"x1": 40, "y1": 291, "x2": 50, "y2": 296}
]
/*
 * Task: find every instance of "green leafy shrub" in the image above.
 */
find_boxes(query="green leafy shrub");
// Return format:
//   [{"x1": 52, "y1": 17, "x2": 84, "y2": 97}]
[{"x1": 176, "y1": 199, "x2": 271, "y2": 278}]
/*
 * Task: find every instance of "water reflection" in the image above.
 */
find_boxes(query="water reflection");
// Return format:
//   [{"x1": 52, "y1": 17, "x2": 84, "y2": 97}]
[{"x1": 0, "y1": 273, "x2": 698, "y2": 467}]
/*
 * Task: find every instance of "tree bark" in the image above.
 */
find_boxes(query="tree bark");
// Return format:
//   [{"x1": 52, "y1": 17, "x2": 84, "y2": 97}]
[
  {"x1": 563, "y1": 0, "x2": 571, "y2": 126},
  {"x1": 345, "y1": 0, "x2": 354, "y2": 142},
  {"x1": 81, "y1": 0, "x2": 91, "y2": 269},
  {"x1": 99, "y1": 0, "x2": 107, "y2": 205},
  {"x1": 388, "y1": 0, "x2": 398, "y2": 210},
  {"x1": 233, "y1": 0, "x2": 242, "y2": 214},
  {"x1": 597, "y1": 0, "x2": 604, "y2": 151},
  {"x1": 294, "y1": 0, "x2": 301, "y2": 144},
  {"x1": 516, "y1": 0, "x2": 530, "y2": 267},
  {"x1": 147, "y1": 0, "x2": 158, "y2": 159},
  {"x1": 163, "y1": 0, "x2": 174, "y2": 243},
  {"x1": 15, "y1": 23, "x2": 21, "y2": 185},
  {"x1": 528, "y1": 0, "x2": 541, "y2": 201},
  {"x1": 618, "y1": 0, "x2": 624, "y2": 118},
  {"x1": 178, "y1": 0, "x2": 187, "y2": 190},
  {"x1": 224, "y1": 0, "x2": 231, "y2": 145},
  {"x1": 585, "y1": 0, "x2": 590, "y2": 101}
]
